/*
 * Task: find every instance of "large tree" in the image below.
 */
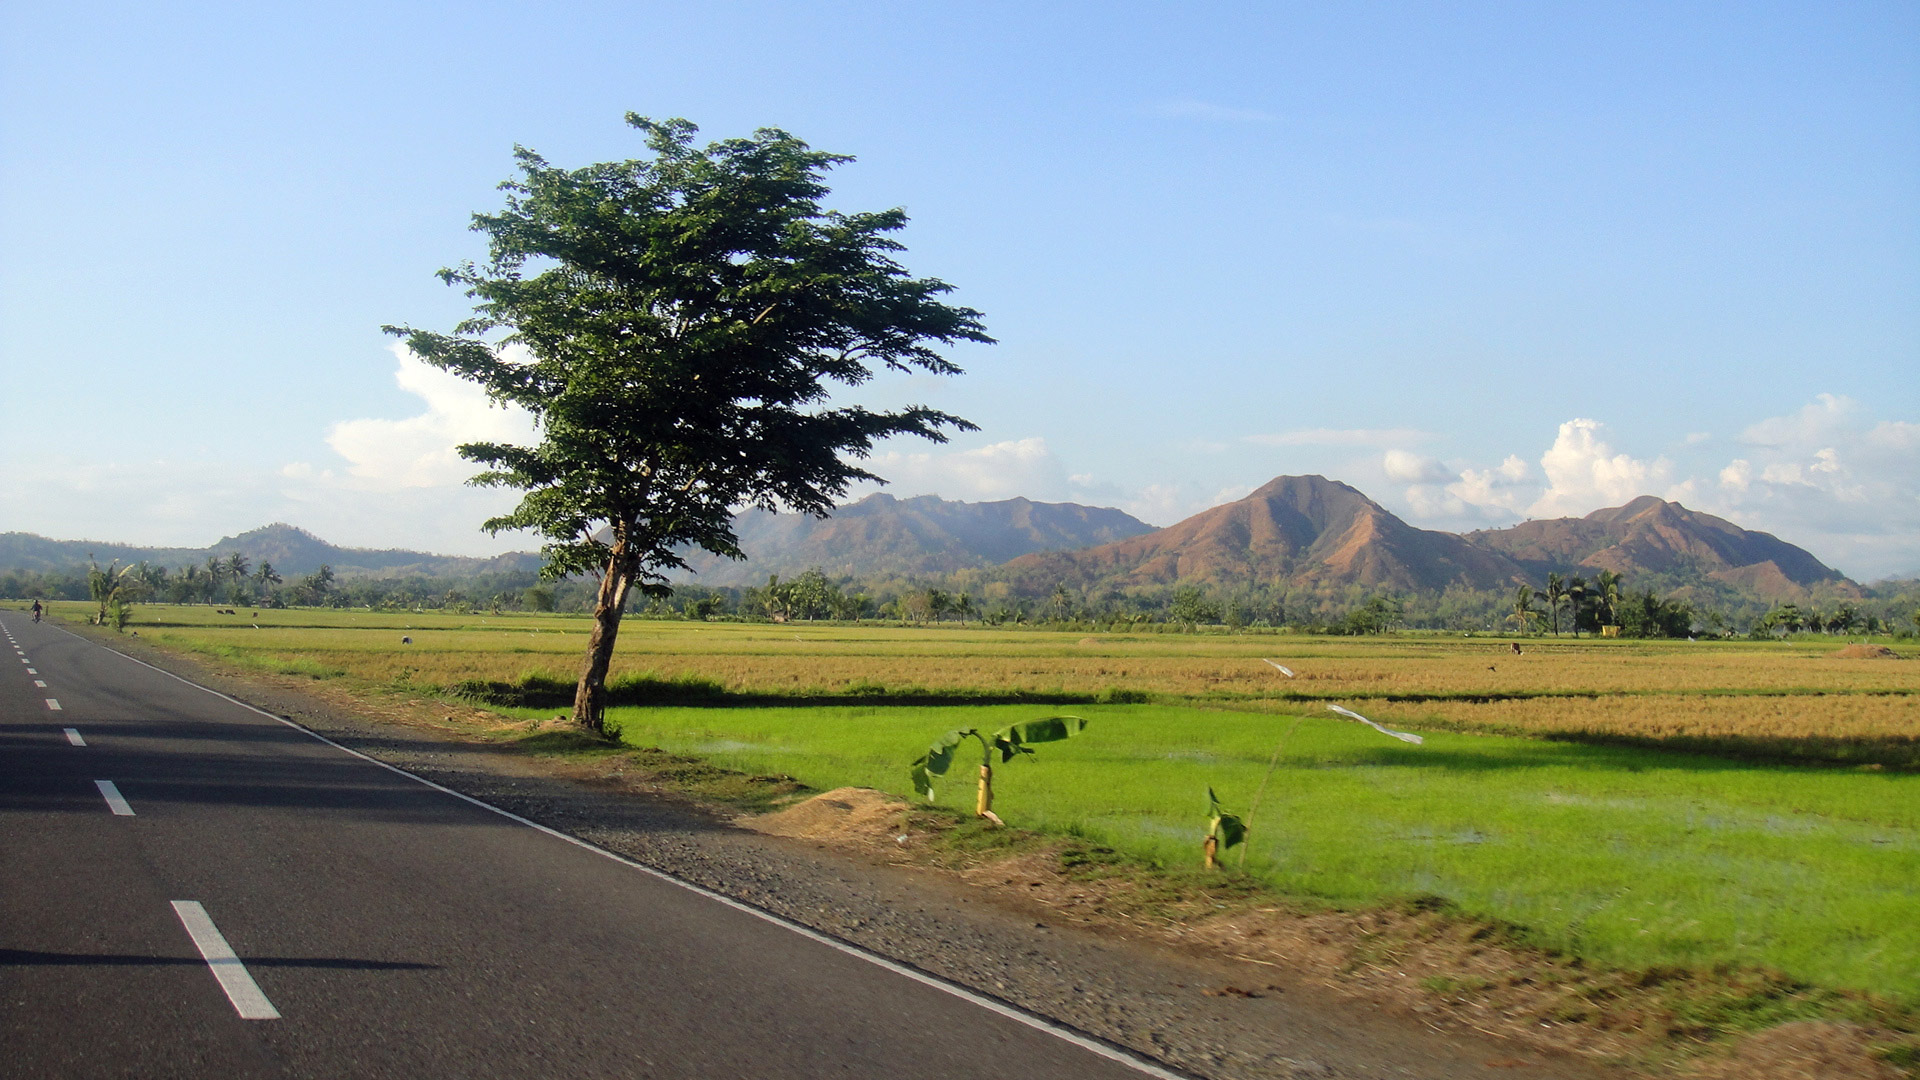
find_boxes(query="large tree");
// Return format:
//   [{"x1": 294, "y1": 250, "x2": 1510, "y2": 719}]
[{"x1": 387, "y1": 116, "x2": 989, "y2": 734}]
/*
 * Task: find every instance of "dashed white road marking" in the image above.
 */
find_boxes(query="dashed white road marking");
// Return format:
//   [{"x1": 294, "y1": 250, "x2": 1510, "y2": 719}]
[
  {"x1": 60, "y1": 624, "x2": 1186, "y2": 1078},
  {"x1": 170, "y1": 902, "x2": 281, "y2": 1020},
  {"x1": 64, "y1": 728, "x2": 86, "y2": 746},
  {"x1": 94, "y1": 780, "x2": 134, "y2": 816},
  {"x1": 45, "y1": 699, "x2": 61, "y2": 711},
  {"x1": 26, "y1": 667, "x2": 37, "y2": 674},
  {"x1": 34, "y1": 680, "x2": 47, "y2": 688}
]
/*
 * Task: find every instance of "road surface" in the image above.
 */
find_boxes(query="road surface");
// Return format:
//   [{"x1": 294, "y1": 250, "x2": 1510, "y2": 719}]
[{"x1": 0, "y1": 612, "x2": 1180, "y2": 1080}]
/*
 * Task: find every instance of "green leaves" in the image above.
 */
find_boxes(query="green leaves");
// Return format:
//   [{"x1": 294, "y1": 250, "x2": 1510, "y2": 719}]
[
  {"x1": 991, "y1": 715, "x2": 1089, "y2": 763},
  {"x1": 907, "y1": 716, "x2": 1088, "y2": 803},
  {"x1": 909, "y1": 728, "x2": 975, "y2": 799},
  {"x1": 1206, "y1": 787, "x2": 1247, "y2": 851},
  {"x1": 386, "y1": 114, "x2": 990, "y2": 588}
]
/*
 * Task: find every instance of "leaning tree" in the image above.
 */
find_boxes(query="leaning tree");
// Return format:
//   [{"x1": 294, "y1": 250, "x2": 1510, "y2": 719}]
[{"x1": 387, "y1": 115, "x2": 989, "y2": 734}]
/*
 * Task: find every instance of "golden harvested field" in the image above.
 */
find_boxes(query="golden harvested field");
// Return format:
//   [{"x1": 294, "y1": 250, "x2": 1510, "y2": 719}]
[{"x1": 99, "y1": 604, "x2": 1920, "y2": 756}]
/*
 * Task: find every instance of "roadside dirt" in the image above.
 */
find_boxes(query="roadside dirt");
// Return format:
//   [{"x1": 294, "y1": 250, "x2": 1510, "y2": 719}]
[{"x1": 71, "y1": 623, "x2": 1913, "y2": 1080}]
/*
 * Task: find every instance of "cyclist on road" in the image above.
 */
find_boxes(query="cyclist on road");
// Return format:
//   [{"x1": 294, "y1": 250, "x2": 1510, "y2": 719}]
[{"x1": 30, "y1": 599, "x2": 42, "y2": 623}]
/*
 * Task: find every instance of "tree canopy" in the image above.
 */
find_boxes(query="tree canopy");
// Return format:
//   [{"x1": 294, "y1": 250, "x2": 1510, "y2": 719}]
[{"x1": 385, "y1": 115, "x2": 990, "y2": 729}]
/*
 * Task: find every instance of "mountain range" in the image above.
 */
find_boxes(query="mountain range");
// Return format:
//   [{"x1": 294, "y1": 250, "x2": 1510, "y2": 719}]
[
  {"x1": 994, "y1": 477, "x2": 1853, "y2": 599},
  {"x1": 669, "y1": 493, "x2": 1155, "y2": 585},
  {"x1": 0, "y1": 524, "x2": 540, "y2": 580},
  {"x1": 0, "y1": 477, "x2": 1856, "y2": 601}
]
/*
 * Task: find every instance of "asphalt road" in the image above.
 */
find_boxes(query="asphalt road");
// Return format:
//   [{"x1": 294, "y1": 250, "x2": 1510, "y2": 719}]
[{"x1": 0, "y1": 613, "x2": 1181, "y2": 1080}]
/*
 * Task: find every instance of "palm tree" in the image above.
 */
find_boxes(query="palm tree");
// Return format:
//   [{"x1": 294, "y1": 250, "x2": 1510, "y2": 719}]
[
  {"x1": 225, "y1": 552, "x2": 251, "y2": 584},
  {"x1": 255, "y1": 561, "x2": 281, "y2": 595},
  {"x1": 203, "y1": 556, "x2": 226, "y2": 603},
  {"x1": 1544, "y1": 572, "x2": 1567, "y2": 637},
  {"x1": 1594, "y1": 570, "x2": 1623, "y2": 631},
  {"x1": 1506, "y1": 585, "x2": 1538, "y2": 633},
  {"x1": 1566, "y1": 576, "x2": 1589, "y2": 637}
]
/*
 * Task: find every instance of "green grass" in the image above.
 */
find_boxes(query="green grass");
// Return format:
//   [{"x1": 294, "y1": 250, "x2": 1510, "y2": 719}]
[
  {"x1": 61, "y1": 603, "x2": 1920, "y2": 1010},
  {"x1": 522, "y1": 699, "x2": 1920, "y2": 1004}
]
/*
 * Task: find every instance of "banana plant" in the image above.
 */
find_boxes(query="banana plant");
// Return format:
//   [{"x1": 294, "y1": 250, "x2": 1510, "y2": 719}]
[
  {"x1": 1204, "y1": 787, "x2": 1246, "y2": 870},
  {"x1": 909, "y1": 716, "x2": 1088, "y2": 825}
]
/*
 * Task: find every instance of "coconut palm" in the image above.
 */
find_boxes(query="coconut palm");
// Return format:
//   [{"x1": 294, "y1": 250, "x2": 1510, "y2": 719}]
[
  {"x1": 1544, "y1": 573, "x2": 1567, "y2": 637},
  {"x1": 1594, "y1": 569, "x2": 1623, "y2": 630},
  {"x1": 203, "y1": 556, "x2": 226, "y2": 603},
  {"x1": 1507, "y1": 584, "x2": 1539, "y2": 633},
  {"x1": 1566, "y1": 576, "x2": 1589, "y2": 637}
]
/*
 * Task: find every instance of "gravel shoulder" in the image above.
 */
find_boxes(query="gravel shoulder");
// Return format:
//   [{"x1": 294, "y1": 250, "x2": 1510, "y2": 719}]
[{"x1": 77, "y1": 624, "x2": 1627, "y2": 1080}]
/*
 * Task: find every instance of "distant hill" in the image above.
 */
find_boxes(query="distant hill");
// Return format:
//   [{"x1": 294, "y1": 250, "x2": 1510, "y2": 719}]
[
  {"x1": 1466, "y1": 497, "x2": 1856, "y2": 598},
  {"x1": 0, "y1": 523, "x2": 540, "y2": 579},
  {"x1": 671, "y1": 493, "x2": 1155, "y2": 586},
  {"x1": 998, "y1": 475, "x2": 1529, "y2": 593},
  {"x1": 992, "y1": 476, "x2": 1853, "y2": 602}
]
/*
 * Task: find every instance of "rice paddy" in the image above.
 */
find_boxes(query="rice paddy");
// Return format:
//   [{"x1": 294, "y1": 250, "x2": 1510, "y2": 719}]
[{"x1": 67, "y1": 602, "x2": 1920, "y2": 1003}]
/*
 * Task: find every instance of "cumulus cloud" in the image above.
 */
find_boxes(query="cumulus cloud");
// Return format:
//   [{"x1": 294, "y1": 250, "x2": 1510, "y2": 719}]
[
  {"x1": 849, "y1": 437, "x2": 1249, "y2": 526},
  {"x1": 854, "y1": 436, "x2": 1076, "y2": 504},
  {"x1": 1701, "y1": 395, "x2": 1920, "y2": 578},
  {"x1": 1388, "y1": 397, "x2": 1919, "y2": 580},
  {"x1": 321, "y1": 343, "x2": 538, "y2": 489},
  {"x1": 1382, "y1": 449, "x2": 1452, "y2": 484},
  {"x1": 1528, "y1": 419, "x2": 1677, "y2": 517}
]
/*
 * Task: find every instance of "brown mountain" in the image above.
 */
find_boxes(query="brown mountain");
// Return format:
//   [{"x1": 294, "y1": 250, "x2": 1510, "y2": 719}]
[
  {"x1": 1465, "y1": 496, "x2": 1854, "y2": 598},
  {"x1": 0, "y1": 523, "x2": 540, "y2": 579},
  {"x1": 671, "y1": 493, "x2": 1155, "y2": 586},
  {"x1": 1000, "y1": 476, "x2": 1529, "y2": 593}
]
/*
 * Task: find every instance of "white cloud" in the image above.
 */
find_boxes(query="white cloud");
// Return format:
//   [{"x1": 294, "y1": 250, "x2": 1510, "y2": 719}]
[
  {"x1": 848, "y1": 437, "x2": 1253, "y2": 526},
  {"x1": 1145, "y1": 98, "x2": 1275, "y2": 124},
  {"x1": 1388, "y1": 396, "x2": 1919, "y2": 580},
  {"x1": 1382, "y1": 449, "x2": 1452, "y2": 484},
  {"x1": 1698, "y1": 395, "x2": 1920, "y2": 578},
  {"x1": 855, "y1": 436, "x2": 1076, "y2": 504},
  {"x1": 320, "y1": 343, "x2": 538, "y2": 489},
  {"x1": 0, "y1": 454, "x2": 527, "y2": 556},
  {"x1": 1528, "y1": 418, "x2": 1676, "y2": 518},
  {"x1": 1247, "y1": 427, "x2": 1431, "y2": 448}
]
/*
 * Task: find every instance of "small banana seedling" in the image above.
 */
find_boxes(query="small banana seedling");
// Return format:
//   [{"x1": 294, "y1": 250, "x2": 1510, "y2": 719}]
[
  {"x1": 909, "y1": 716, "x2": 1088, "y2": 826},
  {"x1": 1204, "y1": 787, "x2": 1246, "y2": 870}
]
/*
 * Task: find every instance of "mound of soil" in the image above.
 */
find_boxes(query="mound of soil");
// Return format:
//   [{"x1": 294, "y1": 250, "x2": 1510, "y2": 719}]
[
  {"x1": 1685, "y1": 1020, "x2": 1905, "y2": 1079},
  {"x1": 745, "y1": 787, "x2": 910, "y2": 854},
  {"x1": 1832, "y1": 644, "x2": 1902, "y2": 659}
]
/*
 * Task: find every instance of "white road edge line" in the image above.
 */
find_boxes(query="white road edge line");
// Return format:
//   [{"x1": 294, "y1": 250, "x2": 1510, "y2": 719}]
[
  {"x1": 77, "y1": 629, "x2": 1191, "y2": 1080},
  {"x1": 65, "y1": 728, "x2": 86, "y2": 746},
  {"x1": 170, "y1": 901, "x2": 282, "y2": 1020},
  {"x1": 94, "y1": 779, "x2": 134, "y2": 816}
]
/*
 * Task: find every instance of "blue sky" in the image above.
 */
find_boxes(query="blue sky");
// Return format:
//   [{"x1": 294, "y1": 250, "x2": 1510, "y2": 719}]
[{"x1": 2, "y1": 2, "x2": 1915, "y2": 577}]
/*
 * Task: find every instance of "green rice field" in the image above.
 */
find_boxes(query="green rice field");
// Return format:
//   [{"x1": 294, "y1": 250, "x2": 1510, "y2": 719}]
[{"x1": 54, "y1": 602, "x2": 1920, "y2": 1004}]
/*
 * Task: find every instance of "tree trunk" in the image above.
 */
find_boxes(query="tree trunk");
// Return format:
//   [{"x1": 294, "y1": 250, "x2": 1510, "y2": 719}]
[
  {"x1": 1203, "y1": 835, "x2": 1219, "y2": 870},
  {"x1": 573, "y1": 550, "x2": 634, "y2": 736},
  {"x1": 975, "y1": 763, "x2": 993, "y2": 818}
]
